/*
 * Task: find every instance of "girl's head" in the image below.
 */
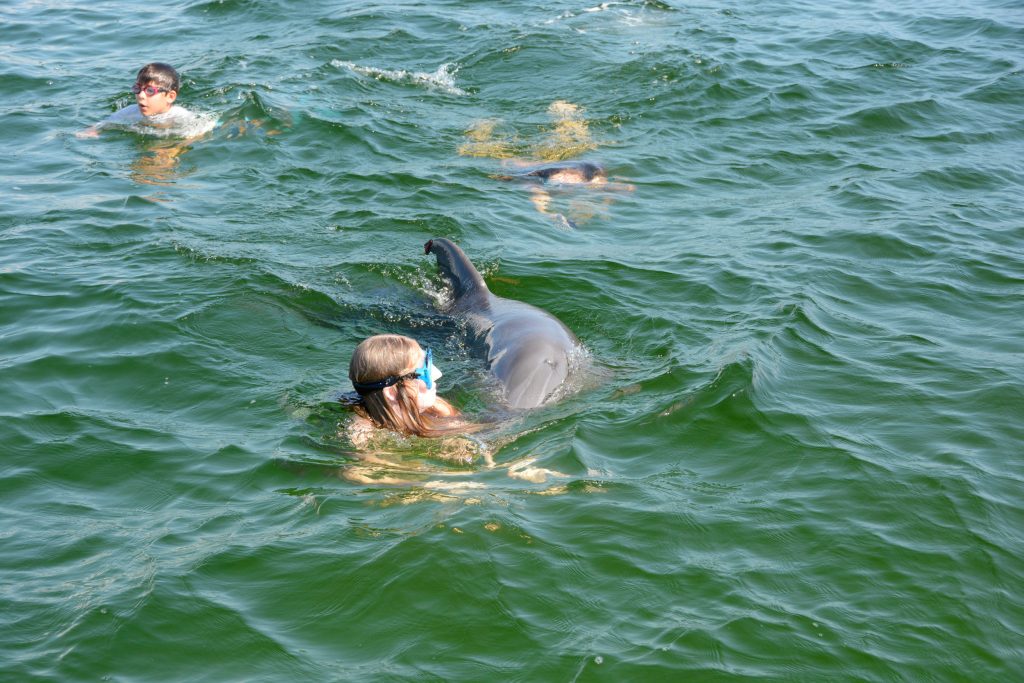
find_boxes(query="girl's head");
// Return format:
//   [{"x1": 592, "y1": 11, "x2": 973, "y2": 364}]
[{"x1": 349, "y1": 334, "x2": 444, "y2": 436}]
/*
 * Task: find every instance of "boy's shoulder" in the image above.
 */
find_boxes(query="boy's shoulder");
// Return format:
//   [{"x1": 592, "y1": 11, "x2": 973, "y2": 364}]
[
  {"x1": 158, "y1": 104, "x2": 197, "y2": 121},
  {"x1": 106, "y1": 104, "x2": 143, "y2": 124}
]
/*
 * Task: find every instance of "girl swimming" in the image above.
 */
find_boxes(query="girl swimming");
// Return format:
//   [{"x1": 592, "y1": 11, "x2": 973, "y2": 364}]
[
  {"x1": 344, "y1": 334, "x2": 571, "y2": 482},
  {"x1": 348, "y1": 334, "x2": 469, "y2": 443}
]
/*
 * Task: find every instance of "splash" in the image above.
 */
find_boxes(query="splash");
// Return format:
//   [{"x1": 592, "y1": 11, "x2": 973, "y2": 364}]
[
  {"x1": 332, "y1": 60, "x2": 466, "y2": 96},
  {"x1": 119, "y1": 110, "x2": 219, "y2": 139}
]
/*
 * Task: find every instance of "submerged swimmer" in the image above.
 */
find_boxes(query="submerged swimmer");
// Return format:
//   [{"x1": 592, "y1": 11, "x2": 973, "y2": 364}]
[
  {"x1": 494, "y1": 159, "x2": 635, "y2": 229},
  {"x1": 459, "y1": 102, "x2": 633, "y2": 227},
  {"x1": 458, "y1": 100, "x2": 596, "y2": 162},
  {"x1": 495, "y1": 160, "x2": 607, "y2": 185}
]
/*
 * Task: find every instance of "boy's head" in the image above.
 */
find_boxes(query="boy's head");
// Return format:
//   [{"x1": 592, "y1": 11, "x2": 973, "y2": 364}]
[{"x1": 133, "y1": 63, "x2": 180, "y2": 117}]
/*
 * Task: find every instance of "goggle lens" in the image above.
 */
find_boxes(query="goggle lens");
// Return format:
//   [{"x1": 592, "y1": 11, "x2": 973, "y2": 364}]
[
  {"x1": 131, "y1": 84, "x2": 167, "y2": 96},
  {"x1": 414, "y1": 348, "x2": 442, "y2": 390}
]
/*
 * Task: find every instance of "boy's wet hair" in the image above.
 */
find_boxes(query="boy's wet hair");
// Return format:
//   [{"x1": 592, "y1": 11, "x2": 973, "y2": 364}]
[{"x1": 136, "y1": 63, "x2": 181, "y2": 93}]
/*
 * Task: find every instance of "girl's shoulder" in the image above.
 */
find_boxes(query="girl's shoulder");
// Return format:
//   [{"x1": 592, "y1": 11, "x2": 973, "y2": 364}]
[{"x1": 346, "y1": 414, "x2": 378, "y2": 449}]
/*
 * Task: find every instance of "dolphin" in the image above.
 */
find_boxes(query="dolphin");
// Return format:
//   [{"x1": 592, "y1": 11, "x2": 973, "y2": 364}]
[{"x1": 424, "y1": 238, "x2": 580, "y2": 410}]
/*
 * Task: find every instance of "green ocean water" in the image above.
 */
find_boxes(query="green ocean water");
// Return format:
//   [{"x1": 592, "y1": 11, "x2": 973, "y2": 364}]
[{"x1": 2, "y1": 0, "x2": 1023, "y2": 679}]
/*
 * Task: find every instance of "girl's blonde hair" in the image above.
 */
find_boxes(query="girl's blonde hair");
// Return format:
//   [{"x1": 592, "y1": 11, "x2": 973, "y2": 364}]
[{"x1": 349, "y1": 334, "x2": 459, "y2": 438}]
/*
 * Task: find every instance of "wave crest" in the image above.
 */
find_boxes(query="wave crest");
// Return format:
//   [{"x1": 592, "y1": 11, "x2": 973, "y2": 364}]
[{"x1": 331, "y1": 61, "x2": 466, "y2": 96}]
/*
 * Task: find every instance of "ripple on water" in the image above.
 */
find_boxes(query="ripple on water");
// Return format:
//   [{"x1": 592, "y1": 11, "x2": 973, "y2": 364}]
[{"x1": 3, "y1": 0, "x2": 1024, "y2": 678}]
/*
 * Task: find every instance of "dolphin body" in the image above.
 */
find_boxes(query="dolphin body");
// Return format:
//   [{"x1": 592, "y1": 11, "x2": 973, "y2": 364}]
[{"x1": 424, "y1": 238, "x2": 579, "y2": 410}]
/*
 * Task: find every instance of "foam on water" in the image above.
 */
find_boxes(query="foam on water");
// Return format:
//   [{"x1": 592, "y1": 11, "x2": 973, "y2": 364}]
[
  {"x1": 115, "y1": 111, "x2": 219, "y2": 139},
  {"x1": 331, "y1": 60, "x2": 466, "y2": 96}
]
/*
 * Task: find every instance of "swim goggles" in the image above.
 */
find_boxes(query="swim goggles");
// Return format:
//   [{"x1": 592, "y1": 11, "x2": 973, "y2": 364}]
[
  {"x1": 414, "y1": 347, "x2": 443, "y2": 390},
  {"x1": 131, "y1": 83, "x2": 170, "y2": 96},
  {"x1": 351, "y1": 347, "x2": 443, "y2": 394}
]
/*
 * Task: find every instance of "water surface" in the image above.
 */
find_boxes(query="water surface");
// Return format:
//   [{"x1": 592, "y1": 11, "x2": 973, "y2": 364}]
[{"x1": 2, "y1": 0, "x2": 1023, "y2": 679}]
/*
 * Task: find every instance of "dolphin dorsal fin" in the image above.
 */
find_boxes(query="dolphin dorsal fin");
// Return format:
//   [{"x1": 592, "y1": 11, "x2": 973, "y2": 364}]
[{"x1": 425, "y1": 238, "x2": 489, "y2": 303}]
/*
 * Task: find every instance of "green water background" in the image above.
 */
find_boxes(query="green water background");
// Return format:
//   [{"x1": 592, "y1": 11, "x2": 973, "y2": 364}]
[{"x1": 2, "y1": 0, "x2": 1022, "y2": 679}]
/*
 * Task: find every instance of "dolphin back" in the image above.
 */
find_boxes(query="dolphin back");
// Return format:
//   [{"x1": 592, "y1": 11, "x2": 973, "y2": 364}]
[
  {"x1": 488, "y1": 319, "x2": 576, "y2": 409},
  {"x1": 424, "y1": 238, "x2": 489, "y2": 305},
  {"x1": 424, "y1": 237, "x2": 579, "y2": 410}
]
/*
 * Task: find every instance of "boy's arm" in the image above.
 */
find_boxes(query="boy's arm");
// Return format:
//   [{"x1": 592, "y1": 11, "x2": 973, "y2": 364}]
[
  {"x1": 77, "y1": 114, "x2": 114, "y2": 138},
  {"x1": 77, "y1": 106, "x2": 135, "y2": 138}
]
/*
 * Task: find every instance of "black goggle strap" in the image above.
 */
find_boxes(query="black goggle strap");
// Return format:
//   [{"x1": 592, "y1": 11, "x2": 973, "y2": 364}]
[{"x1": 351, "y1": 373, "x2": 415, "y2": 395}]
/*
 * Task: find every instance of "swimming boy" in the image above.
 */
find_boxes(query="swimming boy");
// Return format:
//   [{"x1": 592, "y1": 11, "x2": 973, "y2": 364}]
[{"x1": 78, "y1": 63, "x2": 212, "y2": 138}]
